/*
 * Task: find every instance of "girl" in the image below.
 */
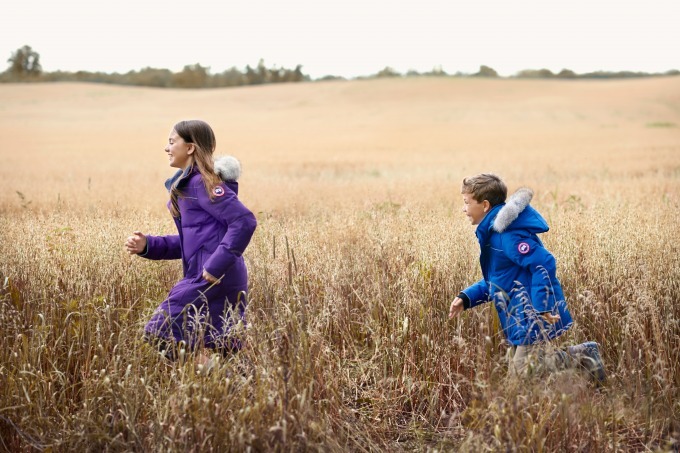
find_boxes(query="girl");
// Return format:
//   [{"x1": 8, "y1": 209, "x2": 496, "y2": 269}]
[{"x1": 125, "y1": 120, "x2": 257, "y2": 360}]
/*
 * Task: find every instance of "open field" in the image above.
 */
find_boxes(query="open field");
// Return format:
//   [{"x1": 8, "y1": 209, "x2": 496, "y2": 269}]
[{"x1": 1, "y1": 77, "x2": 679, "y2": 450}]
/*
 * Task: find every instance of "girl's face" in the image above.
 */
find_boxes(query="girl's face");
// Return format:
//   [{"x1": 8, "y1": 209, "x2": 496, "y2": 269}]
[{"x1": 165, "y1": 130, "x2": 194, "y2": 170}]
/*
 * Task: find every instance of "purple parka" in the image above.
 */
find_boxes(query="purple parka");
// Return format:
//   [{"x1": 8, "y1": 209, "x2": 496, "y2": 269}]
[{"x1": 140, "y1": 156, "x2": 257, "y2": 353}]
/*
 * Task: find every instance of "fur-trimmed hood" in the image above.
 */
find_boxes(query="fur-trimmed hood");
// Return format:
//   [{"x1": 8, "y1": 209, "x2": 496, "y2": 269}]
[
  {"x1": 476, "y1": 187, "x2": 549, "y2": 245},
  {"x1": 214, "y1": 155, "x2": 241, "y2": 195},
  {"x1": 164, "y1": 155, "x2": 243, "y2": 194},
  {"x1": 491, "y1": 187, "x2": 548, "y2": 235},
  {"x1": 214, "y1": 155, "x2": 241, "y2": 182},
  {"x1": 493, "y1": 187, "x2": 533, "y2": 232}
]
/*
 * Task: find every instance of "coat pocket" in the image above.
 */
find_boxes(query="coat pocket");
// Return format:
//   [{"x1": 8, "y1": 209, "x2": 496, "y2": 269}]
[{"x1": 185, "y1": 248, "x2": 207, "y2": 279}]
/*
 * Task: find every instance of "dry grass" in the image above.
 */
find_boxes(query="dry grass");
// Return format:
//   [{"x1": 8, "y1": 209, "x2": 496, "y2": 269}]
[{"x1": 1, "y1": 77, "x2": 679, "y2": 451}]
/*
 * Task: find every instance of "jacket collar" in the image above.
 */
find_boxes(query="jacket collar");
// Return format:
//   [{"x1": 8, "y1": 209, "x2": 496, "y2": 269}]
[
  {"x1": 492, "y1": 188, "x2": 533, "y2": 233},
  {"x1": 164, "y1": 165, "x2": 197, "y2": 191},
  {"x1": 475, "y1": 204, "x2": 503, "y2": 245},
  {"x1": 474, "y1": 188, "x2": 547, "y2": 242}
]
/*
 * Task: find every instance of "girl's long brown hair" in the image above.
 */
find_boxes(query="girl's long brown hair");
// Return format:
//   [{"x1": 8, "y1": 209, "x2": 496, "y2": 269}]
[{"x1": 169, "y1": 120, "x2": 222, "y2": 217}]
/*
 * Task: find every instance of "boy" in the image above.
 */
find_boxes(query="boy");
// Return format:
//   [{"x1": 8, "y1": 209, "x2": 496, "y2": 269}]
[{"x1": 448, "y1": 173, "x2": 605, "y2": 383}]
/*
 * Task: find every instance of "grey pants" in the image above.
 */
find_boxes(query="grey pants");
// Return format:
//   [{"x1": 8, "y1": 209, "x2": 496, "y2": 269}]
[
  {"x1": 508, "y1": 342, "x2": 606, "y2": 384},
  {"x1": 508, "y1": 344, "x2": 569, "y2": 377}
]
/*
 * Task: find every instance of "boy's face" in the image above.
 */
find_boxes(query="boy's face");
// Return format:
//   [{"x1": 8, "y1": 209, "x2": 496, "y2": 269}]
[{"x1": 462, "y1": 193, "x2": 490, "y2": 225}]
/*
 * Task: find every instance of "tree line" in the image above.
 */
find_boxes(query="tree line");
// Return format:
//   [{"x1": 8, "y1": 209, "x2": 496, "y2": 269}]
[
  {"x1": 1, "y1": 46, "x2": 308, "y2": 88},
  {"x1": 366, "y1": 64, "x2": 680, "y2": 79},
  {"x1": 2, "y1": 45, "x2": 678, "y2": 88}
]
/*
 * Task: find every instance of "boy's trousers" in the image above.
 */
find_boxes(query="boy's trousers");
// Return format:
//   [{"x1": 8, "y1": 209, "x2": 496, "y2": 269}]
[
  {"x1": 507, "y1": 342, "x2": 605, "y2": 385},
  {"x1": 508, "y1": 344, "x2": 569, "y2": 377}
]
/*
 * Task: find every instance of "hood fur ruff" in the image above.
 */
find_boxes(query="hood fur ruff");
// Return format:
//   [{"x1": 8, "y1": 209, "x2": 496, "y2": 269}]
[
  {"x1": 214, "y1": 155, "x2": 241, "y2": 182},
  {"x1": 493, "y1": 188, "x2": 534, "y2": 233}
]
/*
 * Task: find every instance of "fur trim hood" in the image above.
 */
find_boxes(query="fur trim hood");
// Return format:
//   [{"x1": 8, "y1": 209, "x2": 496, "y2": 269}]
[
  {"x1": 214, "y1": 155, "x2": 241, "y2": 182},
  {"x1": 163, "y1": 156, "x2": 243, "y2": 195},
  {"x1": 492, "y1": 188, "x2": 534, "y2": 233}
]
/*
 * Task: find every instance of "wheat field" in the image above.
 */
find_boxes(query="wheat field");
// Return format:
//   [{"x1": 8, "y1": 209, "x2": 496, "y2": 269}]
[{"x1": 1, "y1": 77, "x2": 679, "y2": 451}]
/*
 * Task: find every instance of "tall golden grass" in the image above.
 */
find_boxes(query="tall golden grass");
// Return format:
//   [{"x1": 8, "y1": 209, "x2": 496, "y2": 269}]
[{"x1": 1, "y1": 77, "x2": 679, "y2": 450}]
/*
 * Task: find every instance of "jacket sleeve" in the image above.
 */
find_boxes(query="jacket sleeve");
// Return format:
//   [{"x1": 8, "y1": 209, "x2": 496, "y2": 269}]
[
  {"x1": 501, "y1": 232, "x2": 558, "y2": 313},
  {"x1": 197, "y1": 183, "x2": 257, "y2": 279},
  {"x1": 460, "y1": 279, "x2": 489, "y2": 309},
  {"x1": 139, "y1": 235, "x2": 182, "y2": 260}
]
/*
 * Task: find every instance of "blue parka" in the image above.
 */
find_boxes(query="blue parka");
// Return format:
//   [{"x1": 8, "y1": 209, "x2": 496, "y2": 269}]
[{"x1": 460, "y1": 188, "x2": 572, "y2": 345}]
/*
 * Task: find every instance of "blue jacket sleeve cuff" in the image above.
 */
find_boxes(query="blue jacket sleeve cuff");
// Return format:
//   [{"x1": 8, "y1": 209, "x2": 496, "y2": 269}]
[{"x1": 458, "y1": 292, "x2": 471, "y2": 309}]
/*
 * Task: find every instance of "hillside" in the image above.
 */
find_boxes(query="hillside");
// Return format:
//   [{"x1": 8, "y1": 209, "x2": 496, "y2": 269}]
[{"x1": 1, "y1": 77, "x2": 678, "y2": 212}]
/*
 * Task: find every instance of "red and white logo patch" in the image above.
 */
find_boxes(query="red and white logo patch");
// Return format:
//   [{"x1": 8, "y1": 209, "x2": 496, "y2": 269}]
[
  {"x1": 212, "y1": 186, "x2": 225, "y2": 197},
  {"x1": 517, "y1": 242, "x2": 531, "y2": 254}
]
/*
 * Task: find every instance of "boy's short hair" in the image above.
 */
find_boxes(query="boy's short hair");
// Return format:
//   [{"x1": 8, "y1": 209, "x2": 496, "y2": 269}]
[{"x1": 461, "y1": 173, "x2": 507, "y2": 207}]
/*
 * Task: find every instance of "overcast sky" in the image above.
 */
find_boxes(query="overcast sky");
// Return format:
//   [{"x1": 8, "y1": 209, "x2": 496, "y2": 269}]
[{"x1": 1, "y1": 0, "x2": 678, "y2": 79}]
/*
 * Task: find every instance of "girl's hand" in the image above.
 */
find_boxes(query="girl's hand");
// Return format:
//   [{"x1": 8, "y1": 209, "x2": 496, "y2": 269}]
[
  {"x1": 541, "y1": 313, "x2": 561, "y2": 324},
  {"x1": 203, "y1": 269, "x2": 220, "y2": 284},
  {"x1": 449, "y1": 297, "x2": 465, "y2": 319},
  {"x1": 125, "y1": 231, "x2": 147, "y2": 255}
]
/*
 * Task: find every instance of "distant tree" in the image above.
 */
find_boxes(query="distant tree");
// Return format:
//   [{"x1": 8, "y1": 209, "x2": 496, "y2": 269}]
[
  {"x1": 426, "y1": 65, "x2": 447, "y2": 76},
  {"x1": 129, "y1": 67, "x2": 173, "y2": 87},
  {"x1": 374, "y1": 66, "x2": 401, "y2": 78},
  {"x1": 316, "y1": 74, "x2": 345, "y2": 82},
  {"x1": 6, "y1": 45, "x2": 42, "y2": 79},
  {"x1": 474, "y1": 65, "x2": 498, "y2": 77},
  {"x1": 516, "y1": 68, "x2": 555, "y2": 78},
  {"x1": 245, "y1": 62, "x2": 265, "y2": 85},
  {"x1": 257, "y1": 59, "x2": 268, "y2": 83},
  {"x1": 580, "y1": 70, "x2": 643, "y2": 79},
  {"x1": 269, "y1": 65, "x2": 283, "y2": 83},
  {"x1": 172, "y1": 63, "x2": 209, "y2": 88},
  {"x1": 241, "y1": 60, "x2": 307, "y2": 85},
  {"x1": 404, "y1": 66, "x2": 447, "y2": 77},
  {"x1": 556, "y1": 69, "x2": 577, "y2": 79},
  {"x1": 242, "y1": 59, "x2": 268, "y2": 84},
  {"x1": 290, "y1": 64, "x2": 306, "y2": 82},
  {"x1": 213, "y1": 67, "x2": 246, "y2": 87}
]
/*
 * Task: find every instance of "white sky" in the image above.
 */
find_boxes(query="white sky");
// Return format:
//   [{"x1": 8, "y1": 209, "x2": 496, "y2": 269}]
[{"x1": 1, "y1": 0, "x2": 678, "y2": 79}]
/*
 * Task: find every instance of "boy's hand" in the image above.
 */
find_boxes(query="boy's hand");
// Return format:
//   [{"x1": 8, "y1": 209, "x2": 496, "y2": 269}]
[
  {"x1": 541, "y1": 313, "x2": 561, "y2": 324},
  {"x1": 125, "y1": 231, "x2": 147, "y2": 255},
  {"x1": 449, "y1": 297, "x2": 465, "y2": 319}
]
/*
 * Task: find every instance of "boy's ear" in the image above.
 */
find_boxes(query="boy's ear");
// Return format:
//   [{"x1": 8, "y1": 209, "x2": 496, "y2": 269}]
[{"x1": 482, "y1": 200, "x2": 491, "y2": 212}]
